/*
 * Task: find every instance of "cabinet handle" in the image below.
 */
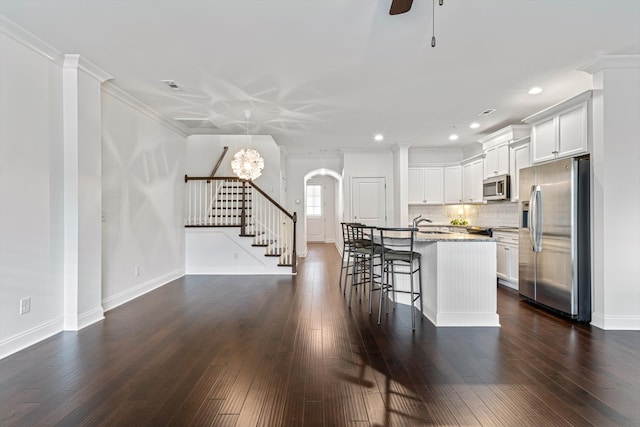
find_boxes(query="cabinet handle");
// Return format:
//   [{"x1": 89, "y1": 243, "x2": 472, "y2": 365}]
[{"x1": 552, "y1": 150, "x2": 559, "y2": 154}]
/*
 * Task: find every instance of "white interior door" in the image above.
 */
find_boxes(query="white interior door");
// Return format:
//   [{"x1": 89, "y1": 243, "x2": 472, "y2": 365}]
[
  {"x1": 352, "y1": 177, "x2": 386, "y2": 227},
  {"x1": 306, "y1": 182, "x2": 325, "y2": 242}
]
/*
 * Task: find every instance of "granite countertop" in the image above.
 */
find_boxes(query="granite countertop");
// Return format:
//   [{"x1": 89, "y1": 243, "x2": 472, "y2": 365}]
[
  {"x1": 492, "y1": 226, "x2": 519, "y2": 232},
  {"x1": 416, "y1": 224, "x2": 519, "y2": 233},
  {"x1": 415, "y1": 231, "x2": 496, "y2": 242}
]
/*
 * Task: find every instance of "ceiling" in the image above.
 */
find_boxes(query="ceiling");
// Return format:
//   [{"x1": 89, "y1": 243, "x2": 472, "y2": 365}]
[{"x1": 1, "y1": 0, "x2": 639, "y2": 154}]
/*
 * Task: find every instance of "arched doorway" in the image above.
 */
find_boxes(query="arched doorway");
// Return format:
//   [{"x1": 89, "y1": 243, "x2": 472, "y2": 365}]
[{"x1": 303, "y1": 168, "x2": 343, "y2": 252}]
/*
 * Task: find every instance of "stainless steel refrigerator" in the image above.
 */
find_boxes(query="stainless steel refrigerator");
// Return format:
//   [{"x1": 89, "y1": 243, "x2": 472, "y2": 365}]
[{"x1": 519, "y1": 156, "x2": 591, "y2": 321}]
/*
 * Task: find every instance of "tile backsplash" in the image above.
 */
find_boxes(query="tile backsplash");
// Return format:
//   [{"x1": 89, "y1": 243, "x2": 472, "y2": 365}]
[{"x1": 409, "y1": 201, "x2": 519, "y2": 227}]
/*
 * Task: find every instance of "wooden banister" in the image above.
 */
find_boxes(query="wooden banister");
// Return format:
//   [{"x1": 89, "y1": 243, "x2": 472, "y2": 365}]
[{"x1": 209, "y1": 146, "x2": 229, "y2": 177}]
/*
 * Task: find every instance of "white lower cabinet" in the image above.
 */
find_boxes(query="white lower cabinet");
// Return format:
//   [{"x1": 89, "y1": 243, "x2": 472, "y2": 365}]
[{"x1": 494, "y1": 231, "x2": 518, "y2": 290}]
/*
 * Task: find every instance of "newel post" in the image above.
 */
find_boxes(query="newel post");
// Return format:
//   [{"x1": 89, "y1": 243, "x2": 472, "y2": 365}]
[
  {"x1": 292, "y1": 212, "x2": 297, "y2": 274},
  {"x1": 240, "y1": 180, "x2": 247, "y2": 236}
]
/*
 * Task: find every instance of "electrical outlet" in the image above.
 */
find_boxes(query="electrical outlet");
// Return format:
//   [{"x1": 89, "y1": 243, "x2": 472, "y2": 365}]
[
  {"x1": 233, "y1": 252, "x2": 239, "y2": 260},
  {"x1": 135, "y1": 265, "x2": 141, "y2": 277},
  {"x1": 20, "y1": 297, "x2": 31, "y2": 315}
]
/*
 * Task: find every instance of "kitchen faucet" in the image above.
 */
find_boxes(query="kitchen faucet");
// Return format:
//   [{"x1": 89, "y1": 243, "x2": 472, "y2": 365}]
[{"x1": 412, "y1": 214, "x2": 433, "y2": 228}]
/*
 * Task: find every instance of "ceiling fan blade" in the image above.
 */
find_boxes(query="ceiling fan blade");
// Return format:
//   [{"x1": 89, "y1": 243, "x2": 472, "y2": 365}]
[{"x1": 389, "y1": 0, "x2": 413, "y2": 15}]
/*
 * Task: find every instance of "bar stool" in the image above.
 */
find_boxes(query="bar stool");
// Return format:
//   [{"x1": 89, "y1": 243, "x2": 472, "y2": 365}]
[
  {"x1": 338, "y1": 222, "x2": 361, "y2": 293},
  {"x1": 377, "y1": 227, "x2": 423, "y2": 330},
  {"x1": 347, "y1": 224, "x2": 383, "y2": 314}
]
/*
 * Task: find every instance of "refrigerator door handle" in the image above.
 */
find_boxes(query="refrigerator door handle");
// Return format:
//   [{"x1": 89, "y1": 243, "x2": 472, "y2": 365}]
[
  {"x1": 529, "y1": 186, "x2": 536, "y2": 251},
  {"x1": 532, "y1": 185, "x2": 543, "y2": 253}
]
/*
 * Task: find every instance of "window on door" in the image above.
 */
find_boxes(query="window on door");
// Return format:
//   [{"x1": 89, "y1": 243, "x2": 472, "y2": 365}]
[{"x1": 306, "y1": 184, "x2": 322, "y2": 216}]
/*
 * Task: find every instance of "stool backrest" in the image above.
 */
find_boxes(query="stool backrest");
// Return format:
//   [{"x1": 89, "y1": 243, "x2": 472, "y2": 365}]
[{"x1": 377, "y1": 227, "x2": 418, "y2": 257}]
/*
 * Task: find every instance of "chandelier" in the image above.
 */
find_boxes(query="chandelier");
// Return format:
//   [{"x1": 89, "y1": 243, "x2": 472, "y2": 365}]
[
  {"x1": 230, "y1": 110, "x2": 264, "y2": 181},
  {"x1": 231, "y1": 148, "x2": 264, "y2": 181}
]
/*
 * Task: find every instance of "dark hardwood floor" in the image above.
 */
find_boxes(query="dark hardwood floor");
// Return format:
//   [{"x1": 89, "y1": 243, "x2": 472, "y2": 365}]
[{"x1": 2, "y1": 243, "x2": 640, "y2": 426}]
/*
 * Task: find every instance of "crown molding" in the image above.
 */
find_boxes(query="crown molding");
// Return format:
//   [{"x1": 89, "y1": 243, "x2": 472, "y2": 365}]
[
  {"x1": 0, "y1": 15, "x2": 61, "y2": 61},
  {"x1": 102, "y1": 81, "x2": 189, "y2": 138},
  {"x1": 581, "y1": 55, "x2": 640, "y2": 75},
  {"x1": 78, "y1": 57, "x2": 113, "y2": 83}
]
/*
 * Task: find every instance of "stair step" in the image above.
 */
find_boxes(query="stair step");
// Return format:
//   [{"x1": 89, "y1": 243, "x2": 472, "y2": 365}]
[
  {"x1": 265, "y1": 252, "x2": 282, "y2": 257},
  {"x1": 252, "y1": 240, "x2": 275, "y2": 247}
]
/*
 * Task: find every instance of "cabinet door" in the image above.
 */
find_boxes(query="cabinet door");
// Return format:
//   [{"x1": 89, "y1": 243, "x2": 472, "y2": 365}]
[
  {"x1": 497, "y1": 242, "x2": 509, "y2": 280},
  {"x1": 423, "y1": 167, "x2": 444, "y2": 204},
  {"x1": 497, "y1": 144, "x2": 510, "y2": 175},
  {"x1": 532, "y1": 118, "x2": 556, "y2": 163},
  {"x1": 470, "y1": 160, "x2": 484, "y2": 202},
  {"x1": 510, "y1": 143, "x2": 530, "y2": 201},
  {"x1": 508, "y1": 243, "x2": 519, "y2": 284},
  {"x1": 484, "y1": 147, "x2": 498, "y2": 178},
  {"x1": 443, "y1": 165, "x2": 462, "y2": 204},
  {"x1": 463, "y1": 160, "x2": 483, "y2": 203},
  {"x1": 408, "y1": 168, "x2": 425, "y2": 204},
  {"x1": 558, "y1": 103, "x2": 588, "y2": 157}
]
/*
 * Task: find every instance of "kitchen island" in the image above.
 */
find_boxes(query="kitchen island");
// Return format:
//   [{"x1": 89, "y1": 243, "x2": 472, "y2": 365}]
[{"x1": 384, "y1": 229, "x2": 499, "y2": 327}]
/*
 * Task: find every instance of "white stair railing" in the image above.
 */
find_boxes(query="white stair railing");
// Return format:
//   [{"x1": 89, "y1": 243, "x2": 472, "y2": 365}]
[{"x1": 184, "y1": 175, "x2": 297, "y2": 272}]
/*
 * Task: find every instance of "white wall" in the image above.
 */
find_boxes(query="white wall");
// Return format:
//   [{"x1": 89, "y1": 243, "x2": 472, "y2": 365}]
[
  {"x1": 101, "y1": 85, "x2": 186, "y2": 310},
  {"x1": 408, "y1": 148, "x2": 464, "y2": 165},
  {"x1": 342, "y1": 149, "x2": 395, "y2": 226},
  {"x1": 186, "y1": 135, "x2": 282, "y2": 202},
  {"x1": 587, "y1": 56, "x2": 640, "y2": 330},
  {"x1": 0, "y1": 32, "x2": 65, "y2": 358}
]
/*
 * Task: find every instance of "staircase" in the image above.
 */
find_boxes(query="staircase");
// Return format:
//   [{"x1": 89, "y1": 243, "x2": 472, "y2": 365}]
[{"x1": 184, "y1": 176, "x2": 297, "y2": 273}]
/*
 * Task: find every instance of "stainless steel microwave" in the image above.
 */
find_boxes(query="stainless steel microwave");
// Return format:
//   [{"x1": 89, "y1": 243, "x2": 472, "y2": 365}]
[{"x1": 483, "y1": 174, "x2": 510, "y2": 201}]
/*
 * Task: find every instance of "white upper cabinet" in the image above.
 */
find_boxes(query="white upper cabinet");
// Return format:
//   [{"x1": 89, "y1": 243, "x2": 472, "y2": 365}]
[
  {"x1": 408, "y1": 167, "x2": 443, "y2": 204},
  {"x1": 483, "y1": 144, "x2": 510, "y2": 178},
  {"x1": 478, "y1": 125, "x2": 530, "y2": 179},
  {"x1": 443, "y1": 165, "x2": 463, "y2": 204},
  {"x1": 509, "y1": 136, "x2": 531, "y2": 201},
  {"x1": 462, "y1": 159, "x2": 483, "y2": 203},
  {"x1": 523, "y1": 90, "x2": 591, "y2": 164}
]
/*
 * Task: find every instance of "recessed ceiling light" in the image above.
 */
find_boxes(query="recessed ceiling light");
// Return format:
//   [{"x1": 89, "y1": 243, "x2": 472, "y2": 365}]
[
  {"x1": 449, "y1": 134, "x2": 459, "y2": 141},
  {"x1": 374, "y1": 134, "x2": 384, "y2": 142},
  {"x1": 478, "y1": 108, "x2": 496, "y2": 117},
  {"x1": 528, "y1": 87, "x2": 543, "y2": 95},
  {"x1": 470, "y1": 122, "x2": 480, "y2": 129}
]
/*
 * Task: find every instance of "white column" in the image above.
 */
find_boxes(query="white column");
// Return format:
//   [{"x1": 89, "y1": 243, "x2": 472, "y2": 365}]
[
  {"x1": 394, "y1": 144, "x2": 410, "y2": 227},
  {"x1": 62, "y1": 54, "x2": 112, "y2": 330},
  {"x1": 583, "y1": 55, "x2": 640, "y2": 330}
]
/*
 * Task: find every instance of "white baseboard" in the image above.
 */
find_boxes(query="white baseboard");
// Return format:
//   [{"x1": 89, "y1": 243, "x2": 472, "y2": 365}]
[
  {"x1": 591, "y1": 312, "x2": 640, "y2": 330},
  {"x1": 102, "y1": 269, "x2": 184, "y2": 312},
  {"x1": 434, "y1": 312, "x2": 501, "y2": 327},
  {"x1": 63, "y1": 306, "x2": 105, "y2": 331},
  {"x1": 0, "y1": 317, "x2": 63, "y2": 360}
]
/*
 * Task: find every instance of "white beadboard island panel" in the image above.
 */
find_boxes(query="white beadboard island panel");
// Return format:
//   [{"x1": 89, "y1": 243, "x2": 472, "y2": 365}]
[{"x1": 381, "y1": 232, "x2": 499, "y2": 327}]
